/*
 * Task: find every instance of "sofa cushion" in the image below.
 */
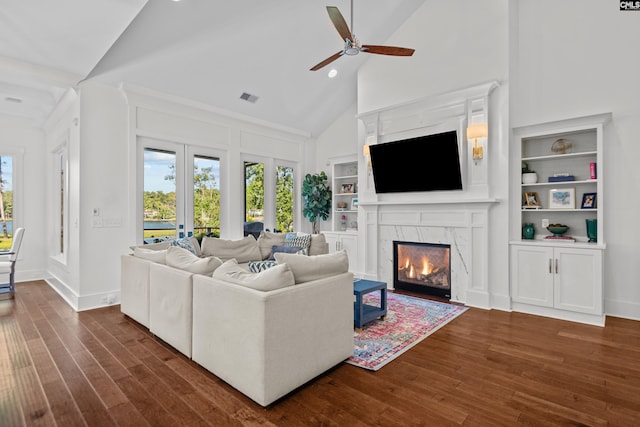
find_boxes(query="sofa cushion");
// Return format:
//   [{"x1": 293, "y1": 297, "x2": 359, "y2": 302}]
[
  {"x1": 132, "y1": 247, "x2": 167, "y2": 264},
  {"x1": 166, "y1": 246, "x2": 223, "y2": 275},
  {"x1": 171, "y1": 236, "x2": 200, "y2": 256},
  {"x1": 285, "y1": 233, "x2": 312, "y2": 253},
  {"x1": 130, "y1": 240, "x2": 173, "y2": 251},
  {"x1": 274, "y1": 250, "x2": 349, "y2": 284},
  {"x1": 256, "y1": 231, "x2": 286, "y2": 260},
  {"x1": 247, "y1": 260, "x2": 277, "y2": 273},
  {"x1": 308, "y1": 233, "x2": 328, "y2": 256},
  {"x1": 267, "y1": 245, "x2": 305, "y2": 260},
  {"x1": 213, "y1": 259, "x2": 295, "y2": 291},
  {"x1": 201, "y1": 235, "x2": 262, "y2": 263}
]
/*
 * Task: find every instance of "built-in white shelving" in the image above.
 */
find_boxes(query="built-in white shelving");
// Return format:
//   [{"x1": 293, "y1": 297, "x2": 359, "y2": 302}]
[{"x1": 510, "y1": 113, "x2": 611, "y2": 326}]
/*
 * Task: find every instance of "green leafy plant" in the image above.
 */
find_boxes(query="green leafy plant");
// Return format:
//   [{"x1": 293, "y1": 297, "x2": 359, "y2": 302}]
[
  {"x1": 521, "y1": 162, "x2": 535, "y2": 174},
  {"x1": 302, "y1": 171, "x2": 332, "y2": 234}
]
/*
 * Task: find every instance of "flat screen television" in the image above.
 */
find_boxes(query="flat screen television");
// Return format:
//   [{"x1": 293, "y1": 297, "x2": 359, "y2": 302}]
[{"x1": 369, "y1": 130, "x2": 463, "y2": 193}]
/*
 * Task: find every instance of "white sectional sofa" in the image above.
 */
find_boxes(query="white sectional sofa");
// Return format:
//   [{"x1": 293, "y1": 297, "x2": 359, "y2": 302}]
[{"x1": 120, "y1": 232, "x2": 354, "y2": 406}]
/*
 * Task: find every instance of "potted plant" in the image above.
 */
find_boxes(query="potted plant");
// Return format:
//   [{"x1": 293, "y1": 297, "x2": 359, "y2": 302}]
[
  {"x1": 302, "y1": 171, "x2": 332, "y2": 234},
  {"x1": 522, "y1": 162, "x2": 537, "y2": 184}
]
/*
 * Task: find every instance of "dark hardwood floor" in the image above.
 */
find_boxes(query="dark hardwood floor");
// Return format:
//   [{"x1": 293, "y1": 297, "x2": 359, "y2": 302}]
[{"x1": 1, "y1": 280, "x2": 640, "y2": 426}]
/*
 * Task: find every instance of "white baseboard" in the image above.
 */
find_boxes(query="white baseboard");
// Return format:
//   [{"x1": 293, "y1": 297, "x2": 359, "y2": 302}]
[
  {"x1": 605, "y1": 298, "x2": 640, "y2": 321},
  {"x1": 45, "y1": 276, "x2": 79, "y2": 311}
]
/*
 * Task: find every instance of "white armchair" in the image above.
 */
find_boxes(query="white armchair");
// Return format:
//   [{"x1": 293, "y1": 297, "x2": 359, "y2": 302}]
[{"x1": 0, "y1": 227, "x2": 25, "y2": 299}]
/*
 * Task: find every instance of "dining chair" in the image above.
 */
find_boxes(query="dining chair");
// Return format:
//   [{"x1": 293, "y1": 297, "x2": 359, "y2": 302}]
[{"x1": 0, "y1": 227, "x2": 25, "y2": 299}]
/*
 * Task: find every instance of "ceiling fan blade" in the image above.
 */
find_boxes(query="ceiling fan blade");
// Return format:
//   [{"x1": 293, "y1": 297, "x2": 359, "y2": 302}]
[
  {"x1": 310, "y1": 51, "x2": 344, "y2": 71},
  {"x1": 326, "y1": 6, "x2": 352, "y2": 42},
  {"x1": 361, "y1": 45, "x2": 415, "y2": 56}
]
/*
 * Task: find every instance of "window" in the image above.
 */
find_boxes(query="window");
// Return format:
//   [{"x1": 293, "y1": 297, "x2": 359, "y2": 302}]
[
  {"x1": 143, "y1": 148, "x2": 177, "y2": 243},
  {"x1": 244, "y1": 158, "x2": 296, "y2": 233},
  {"x1": 192, "y1": 155, "x2": 221, "y2": 239},
  {"x1": 244, "y1": 161, "x2": 264, "y2": 223},
  {"x1": 0, "y1": 156, "x2": 13, "y2": 250},
  {"x1": 140, "y1": 141, "x2": 223, "y2": 242},
  {"x1": 276, "y1": 165, "x2": 294, "y2": 233}
]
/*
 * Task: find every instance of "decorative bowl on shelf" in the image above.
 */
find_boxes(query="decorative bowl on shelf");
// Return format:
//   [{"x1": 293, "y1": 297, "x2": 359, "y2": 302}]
[{"x1": 546, "y1": 224, "x2": 569, "y2": 236}]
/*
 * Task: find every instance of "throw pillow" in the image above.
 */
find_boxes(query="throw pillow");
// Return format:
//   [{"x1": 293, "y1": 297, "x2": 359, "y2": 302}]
[
  {"x1": 165, "y1": 246, "x2": 223, "y2": 275},
  {"x1": 274, "y1": 250, "x2": 349, "y2": 283},
  {"x1": 308, "y1": 233, "x2": 328, "y2": 256},
  {"x1": 256, "y1": 231, "x2": 286, "y2": 260},
  {"x1": 213, "y1": 259, "x2": 295, "y2": 291},
  {"x1": 267, "y1": 245, "x2": 305, "y2": 261},
  {"x1": 132, "y1": 247, "x2": 167, "y2": 264},
  {"x1": 171, "y1": 237, "x2": 198, "y2": 255},
  {"x1": 200, "y1": 235, "x2": 262, "y2": 263},
  {"x1": 284, "y1": 233, "x2": 312, "y2": 254},
  {"x1": 248, "y1": 260, "x2": 277, "y2": 273}
]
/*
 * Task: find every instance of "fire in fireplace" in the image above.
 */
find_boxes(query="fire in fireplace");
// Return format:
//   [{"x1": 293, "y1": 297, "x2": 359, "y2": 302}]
[{"x1": 393, "y1": 241, "x2": 451, "y2": 299}]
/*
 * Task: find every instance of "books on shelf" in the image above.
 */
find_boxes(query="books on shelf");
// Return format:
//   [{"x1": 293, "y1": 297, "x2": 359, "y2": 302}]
[
  {"x1": 522, "y1": 206, "x2": 541, "y2": 210},
  {"x1": 548, "y1": 175, "x2": 575, "y2": 182},
  {"x1": 544, "y1": 235, "x2": 576, "y2": 242}
]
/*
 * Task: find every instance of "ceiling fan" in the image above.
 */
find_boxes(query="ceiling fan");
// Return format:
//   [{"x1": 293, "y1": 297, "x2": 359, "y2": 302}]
[{"x1": 310, "y1": 0, "x2": 415, "y2": 71}]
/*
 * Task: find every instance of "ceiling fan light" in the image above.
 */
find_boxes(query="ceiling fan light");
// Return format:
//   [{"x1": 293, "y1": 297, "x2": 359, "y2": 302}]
[{"x1": 344, "y1": 47, "x2": 360, "y2": 56}]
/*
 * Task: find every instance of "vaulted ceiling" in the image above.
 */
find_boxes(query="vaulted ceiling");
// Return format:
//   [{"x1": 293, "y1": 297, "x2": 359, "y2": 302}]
[{"x1": 0, "y1": 0, "x2": 425, "y2": 136}]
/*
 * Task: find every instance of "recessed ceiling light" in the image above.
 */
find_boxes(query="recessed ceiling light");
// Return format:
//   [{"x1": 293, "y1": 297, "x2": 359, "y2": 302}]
[{"x1": 328, "y1": 69, "x2": 338, "y2": 78}]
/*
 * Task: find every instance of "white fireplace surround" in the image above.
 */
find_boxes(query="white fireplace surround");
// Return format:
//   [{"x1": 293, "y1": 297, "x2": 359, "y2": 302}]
[
  {"x1": 357, "y1": 82, "x2": 499, "y2": 309},
  {"x1": 360, "y1": 202, "x2": 493, "y2": 308}
]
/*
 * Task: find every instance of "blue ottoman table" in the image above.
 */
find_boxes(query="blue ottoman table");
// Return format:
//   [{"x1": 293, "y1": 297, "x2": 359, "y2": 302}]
[{"x1": 353, "y1": 279, "x2": 387, "y2": 330}]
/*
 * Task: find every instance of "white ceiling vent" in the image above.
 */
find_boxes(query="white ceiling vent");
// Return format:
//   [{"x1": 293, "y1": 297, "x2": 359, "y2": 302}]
[{"x1": 239, "y1": 92, "x2": 259, "y2": 103}]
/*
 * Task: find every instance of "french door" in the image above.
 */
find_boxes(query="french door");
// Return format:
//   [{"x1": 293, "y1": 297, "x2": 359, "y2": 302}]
[{"x1": 140, "y1": 138, "x2": 222, "y2": 243}]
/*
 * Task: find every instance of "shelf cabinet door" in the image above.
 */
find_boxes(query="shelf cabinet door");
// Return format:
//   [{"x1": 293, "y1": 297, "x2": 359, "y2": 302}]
[
  {"x1": 340, "y1": 234, "x2": 358, "y2": 272},
  {"x1": 554, "y1": 248, "x2": 603, "y2": 315},
  {"x1": 511, "y1": 245, "x2": 554, "y2": 308}
]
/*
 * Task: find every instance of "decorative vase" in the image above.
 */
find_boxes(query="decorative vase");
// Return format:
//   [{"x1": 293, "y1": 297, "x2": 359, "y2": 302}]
[
  {"x1": 522, "y1": 172, "x2": 538, "y2": 184},
  {"x1": 586, "y1": 219, "x2": 597, "y2": 243},
  {"x1": 522, "y1": 223, "x2": 535, "y2": 240}
]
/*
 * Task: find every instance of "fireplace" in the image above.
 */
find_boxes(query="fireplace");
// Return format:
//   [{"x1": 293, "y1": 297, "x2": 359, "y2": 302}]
[{"x1": 393, "y1": 241, "x2": 451, "y2": 299}]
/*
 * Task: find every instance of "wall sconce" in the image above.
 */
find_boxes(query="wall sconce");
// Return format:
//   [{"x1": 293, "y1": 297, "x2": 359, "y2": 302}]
[
  {"x1": 467, "y1": 123, "x2": 488, "y2": 161},
  {"x1": 363, "y1": 144, "x2": 371, "y2": 169}
]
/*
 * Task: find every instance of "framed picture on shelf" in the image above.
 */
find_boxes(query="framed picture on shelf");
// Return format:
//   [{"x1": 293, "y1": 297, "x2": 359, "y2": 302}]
[
  {"x1": 524, "y1": 192, "x2": 540, "y2": 207},
  {"x1": 581, "y1": 192, "x2": 597, "y2": 209},
  {"x1": 340, "y1": 183, "x2": 355, "y2": 194},
  {"x1": 351, "y1": 198, "x2": 359, "y2": 210},
  {"x1": 549, "y1": 188, "x2": 575, "y2": 210}
]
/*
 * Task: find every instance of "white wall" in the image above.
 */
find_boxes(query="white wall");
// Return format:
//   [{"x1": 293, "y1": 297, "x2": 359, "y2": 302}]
[
  {"x1": 77, "y1": 81, "x2": 130, "y2": 309},
  {"x1": 358, "y1": 0, "x2": 508, "y2": 114},
  {"x1": 315, "y1": 103, "x2": 358, "y2": 172},
  {"x1": 356, "y1": 0, "x2": 511, "y2": 306},
  {"x1": 0, "y1": 123, "x2": 47, "y2": 282},
  {"x1": 314, "y1": 103, "x2": 359, "y2": 232},
  {"x1": 44, "y1": 90, "x2": 82, "y2": 306},
  {"x1": 512, "y1": 0, "x2": 640, "y2": 319}
]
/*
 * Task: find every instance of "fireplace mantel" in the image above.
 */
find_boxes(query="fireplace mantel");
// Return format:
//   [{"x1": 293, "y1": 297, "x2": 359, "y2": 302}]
[{"x1": 358, "y1": 198, "x2": 498, "y2": 207}]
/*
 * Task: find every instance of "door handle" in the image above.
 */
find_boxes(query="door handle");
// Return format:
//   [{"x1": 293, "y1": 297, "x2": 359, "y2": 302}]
[
  {"x1": 555, "y1": 258, "x2": 559, "y2": 274},
  {"x1": 549, "y1": 259, "x2": 552, "y2": 273}
]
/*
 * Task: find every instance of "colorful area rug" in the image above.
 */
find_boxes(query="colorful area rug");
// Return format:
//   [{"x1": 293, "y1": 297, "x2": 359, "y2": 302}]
[{"x1": 347, "y1": 292, "x2": 467, "y2": 371}]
